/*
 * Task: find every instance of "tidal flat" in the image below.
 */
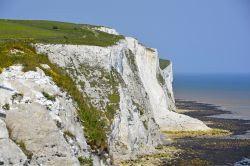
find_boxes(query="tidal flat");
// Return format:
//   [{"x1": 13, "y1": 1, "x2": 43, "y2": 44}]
[
  {"x1": 164, "y1": 100, "x2": 250, "y2": 166},
  {"x1": 121, "y1": 100, "x2": 250, "y2": 166}
]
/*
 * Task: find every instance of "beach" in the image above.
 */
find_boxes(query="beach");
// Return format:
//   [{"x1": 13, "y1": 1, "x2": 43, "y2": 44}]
[
  {"x1": 173, "y1": 74, "x2": 250, "y2": 121},
  {"x1": 164, "y1": 99, "x2": 250, "y2": 166},
  {"x1": 121, "y1": 99, "x2": 250, "y2": 166}
]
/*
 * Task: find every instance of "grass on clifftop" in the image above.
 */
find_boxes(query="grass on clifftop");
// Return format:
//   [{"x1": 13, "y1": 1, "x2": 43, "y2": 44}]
[
  {"x1": 159, "y1": 59, "x2": 170, "y2": 70},
  {"x1": 0, "y1": 41, "x2": 108, "y2": 150},
  {"x1": 0, "y1": 19, "x2": 124, "y2": 47}
]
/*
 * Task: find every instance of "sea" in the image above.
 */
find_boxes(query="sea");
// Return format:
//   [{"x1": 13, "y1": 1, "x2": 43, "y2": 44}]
[{"x1": 173, "y1": 73, "x2": 250, "y2": 120}]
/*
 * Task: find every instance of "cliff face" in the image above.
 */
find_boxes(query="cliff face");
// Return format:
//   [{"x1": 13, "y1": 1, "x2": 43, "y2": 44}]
[
  {"x1": 0, "y1": 26, "x2": 209, "y2": 165},
  {"x1": 34, "y1": 36, "x2": 209, "y2": 159}
]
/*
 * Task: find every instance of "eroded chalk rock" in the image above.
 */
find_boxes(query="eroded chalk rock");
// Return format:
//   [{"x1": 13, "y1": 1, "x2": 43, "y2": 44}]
[
  {"x1": 0, "y1": 119, "x2": 27, "y2": 166},
  {"x1": 6, "y1": 103, "x2": 79, "y2": 166},
  {"x1": 0, "y1": 66, "x2": 89, "y2": 166}
]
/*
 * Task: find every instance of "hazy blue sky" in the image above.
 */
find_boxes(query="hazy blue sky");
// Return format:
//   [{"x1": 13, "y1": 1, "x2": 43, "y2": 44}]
[{"x1": 0, "y1": 0, "x2": 249, "y2": 74}]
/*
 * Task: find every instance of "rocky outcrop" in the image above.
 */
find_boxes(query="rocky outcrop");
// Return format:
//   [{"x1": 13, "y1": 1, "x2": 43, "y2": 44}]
[
  {"x1": 93, "y1": 27, "x2": 119, "y2": 35},
  {"x1": 0, "y1": 66, "x2": 89, "y2": 166}
]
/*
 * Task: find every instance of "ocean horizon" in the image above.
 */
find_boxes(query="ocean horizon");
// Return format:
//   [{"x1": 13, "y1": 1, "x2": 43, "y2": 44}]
[{"x1": 174, "y1": 73, "x2": 250, "y2": 120}]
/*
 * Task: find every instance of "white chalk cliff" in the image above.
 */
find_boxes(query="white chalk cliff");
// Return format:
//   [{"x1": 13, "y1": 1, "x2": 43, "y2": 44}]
[{"x1": 0, "y1": 27, "x2": 209, "y2": 165}]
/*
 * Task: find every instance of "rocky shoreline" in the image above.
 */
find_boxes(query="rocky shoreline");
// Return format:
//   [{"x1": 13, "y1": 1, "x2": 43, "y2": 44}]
[
  {"x1": 120, "y1": 99, "x2": 250, "y2": 166},
  {"x1": 165, "y1": 99, "x2": 250, "y2": 166}
]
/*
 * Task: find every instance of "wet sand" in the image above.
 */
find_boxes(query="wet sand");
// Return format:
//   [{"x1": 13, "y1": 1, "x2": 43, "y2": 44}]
[{"x1": 164, "y1": 99, "x2": 250, "y2": 166}]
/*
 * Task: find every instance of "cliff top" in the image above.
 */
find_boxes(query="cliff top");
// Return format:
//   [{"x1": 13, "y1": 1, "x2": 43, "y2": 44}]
[{"x1": 0, "y1": 19, "x2": 124, "y2": 47}]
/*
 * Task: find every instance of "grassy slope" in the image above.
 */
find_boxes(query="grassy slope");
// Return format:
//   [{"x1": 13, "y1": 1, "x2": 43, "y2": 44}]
[
  {"x1": 0, "y1": 19, "x2": 124, "y2": 46},
  {"x1": 159, "y1": 58, "x2": 170, "y2": 70}
]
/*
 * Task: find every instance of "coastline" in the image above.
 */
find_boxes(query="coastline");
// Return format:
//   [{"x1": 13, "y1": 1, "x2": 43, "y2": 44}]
[
  {"x1": 165, "y1": 99, "x2": 250, "y2": 166},
  {"x1": 122, "y1": 99, "x2": 250, "y2": 166}
]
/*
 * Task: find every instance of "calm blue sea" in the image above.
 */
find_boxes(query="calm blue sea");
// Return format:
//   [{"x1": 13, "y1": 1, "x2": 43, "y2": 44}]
[{"x1": 173, "y1": 74, "x2": 250, "y2": 120}]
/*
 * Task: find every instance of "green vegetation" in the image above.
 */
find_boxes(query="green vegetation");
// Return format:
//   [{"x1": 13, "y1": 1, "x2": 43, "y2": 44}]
[
  {"x1": 2, "y1": 103, "x2": 10, "y2": 110},
  {"x1": 42, "y1": 91, "x2": 56, "y2": 101},
  {"x1": 132, "y1": 100, "x2": 144, "y2": 115},
  {"x1": 78, "y1": 63, "x2": 121, "y2": 123},
  {"x1": 78, "y1": 64, "x2": 120, "y2": 124},
  {"x1": 0, "y1": 42, "x2": 108, "y2": 150},
  {"x1": 63, "y1": 131, "x2": 75, "y2": 139},
  {"x1": 89, "y1": 80, "x2": 98, "y2": 87},
  {"x1": 126, "y1": 49, "x2": 138, "y2": 72},
  {"x1": 159, "y1": 59, "x2": 170, "y2": 70},
  {"x1": 157, "y1": 72, "x2": 165, "y2": 86},
  {"x1": 105, "y1": 69, "x2": 120, "y2": 122},
  {"x1": 52, "y1": 25, "x2": 59, "y2": 30},
  {"x1": 78, "y1": 156, "x2": 93, "y2": 166},
  {"x1": 146, "y1": 47, "x2": 155, "y2": 52},
  {"x1": 0, "y1": 19, "x2": 124, "y2": 151},
  {"x1": 163, "y1": 128, "x2": 231, "y2": 139},
  {"x1": 121, "y1": 146, "x2": 180, "y2": 166},
  {"x1": 17, "y1": 141, "x2": 33, "y2": 159},
  {"x1": 6, "y1": 127, "x2": 33, "y2": 159},
  {"x1": 0, "y1": 19, "x2": 124, "y2": 47},
  {"x1": 176, "y1": 158, "x2": 212, "y2": 166},
  {"x1": 11, "y1": 93, "x2": 24, "y2": 103},
  {"x1": 108, "y1": 93, "x2": 120, "y2": 103}
]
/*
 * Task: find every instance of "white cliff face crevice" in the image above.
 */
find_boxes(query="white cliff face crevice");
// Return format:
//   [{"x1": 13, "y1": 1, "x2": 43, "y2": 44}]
[
  {"x1": 108, "y1": 86, "x2": 160, "y2": 161},
  {"x1": 162, "y1": 63, "x2": 176, "y2": 112},
  {"x1": 125, "y1": 37, "x2": 210, "y2": 131},
  {"x1": 0, "y1": 66, "x2": 89, "y2": 166}
]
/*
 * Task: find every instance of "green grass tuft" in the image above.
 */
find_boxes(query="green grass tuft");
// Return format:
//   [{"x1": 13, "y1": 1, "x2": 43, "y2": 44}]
[
  {"x1": 2, "y1": 103, "x2": 10, "y2": 110},
  {"x1": 105, "y1": 68, "x2": 120, "y2": 122},
  {"x1": 42, "y1": 91, "x2": 56, "y2": 101},
  {"x1": 159, "y1": 59, "x2": 170, "y2": 70},
  {"x1": 17, "y1": 141, "x2": 33, "y2": 159},
  {"x1": 63, "y1": 131, "x2": 75, "y2": 139},
  {"x1": 157, "y1": 72, "x2": 165, "y2": 85},
  {"x1": 78, "y1": 156, "x2": 93, "y2": 166}
]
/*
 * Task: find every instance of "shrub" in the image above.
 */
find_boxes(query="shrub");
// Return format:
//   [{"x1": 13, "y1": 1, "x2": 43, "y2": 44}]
[
  {"x1": 18, "y1": 141, "x2": 33, "y2": 159},
  {"x1": 2, "y1": 103, "x2": 10, "y2": 110},
  {"x1": 63, "y1": 131, "x2": 75, "y2": 139},
  {"x1": 11, "y1": 93, "x2": 23, "y2": 103},
  {"x1": 157, "y1": 72, "x2": 165, "y2": 85},
  {"x1": 108, "y1": 93, "x2": 120, "y2": 103},
  {"x1": 78, "y1": 156, "x2": 93, "y2": 166},
  {"x1": 52, "y1": 25, "x2": 58, "y2": 30},
  {"x1": 105, "y1": 68, "x2": 120, "y2": 122},
  {"x1": 159, "y1": 59, "x2": 170, "y2": 70},
  {"x1": 42, "y1": 91, "x2": 56, "y2": 101}
]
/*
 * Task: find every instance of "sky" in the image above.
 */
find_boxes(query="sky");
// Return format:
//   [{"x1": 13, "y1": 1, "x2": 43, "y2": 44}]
[{"x1": 0, "y1": 0, "x2": 249, "y2": 74}]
